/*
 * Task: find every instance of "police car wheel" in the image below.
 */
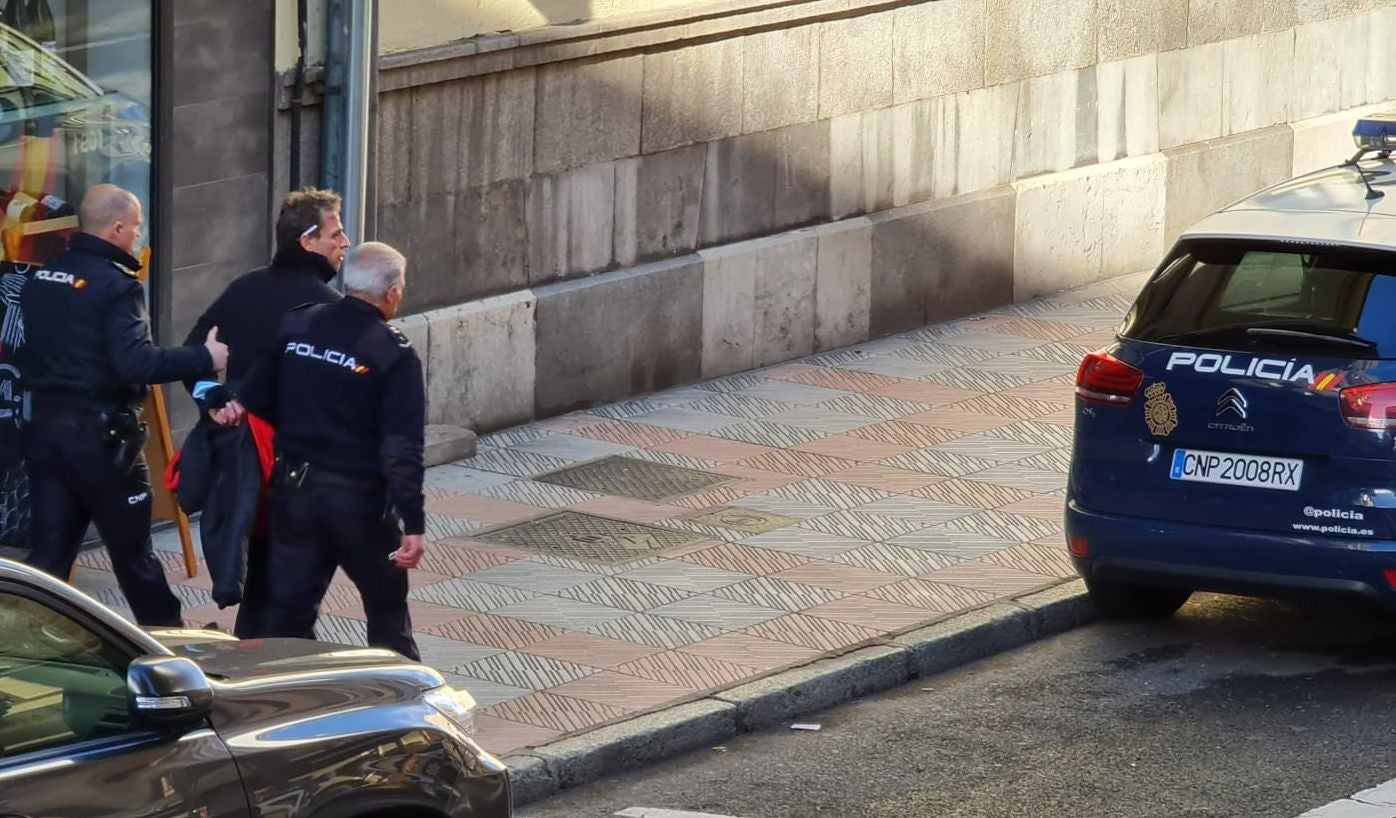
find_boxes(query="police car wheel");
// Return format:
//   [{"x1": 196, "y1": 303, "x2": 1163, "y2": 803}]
[{"x1": 1084, "y1": 577, "x2": 1192, "y2": 620}]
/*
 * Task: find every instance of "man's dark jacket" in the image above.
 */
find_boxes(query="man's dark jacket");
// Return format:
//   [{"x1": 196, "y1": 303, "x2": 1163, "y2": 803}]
[{"x1": 178, "y1": 245, "x2": 340, "y2": 603}]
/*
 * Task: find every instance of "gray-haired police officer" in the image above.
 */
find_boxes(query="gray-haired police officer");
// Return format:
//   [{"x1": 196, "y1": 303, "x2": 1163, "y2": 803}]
[
  {"x1": 19, "y1": 184, "x2": 229, "y2": 626},
  {"x1": 239, "y1": 241, "x2": 425, "y2": 660}
]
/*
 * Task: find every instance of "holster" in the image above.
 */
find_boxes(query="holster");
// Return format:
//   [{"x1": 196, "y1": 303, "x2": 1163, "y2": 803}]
[{"x1": 98, "y1": 407, "x2": 147, "y2": 474}]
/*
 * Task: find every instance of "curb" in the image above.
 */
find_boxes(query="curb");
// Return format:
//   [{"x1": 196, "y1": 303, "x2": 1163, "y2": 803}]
[{"x1": 501, "y1": 578, "x2": 1099, "y2": 807}]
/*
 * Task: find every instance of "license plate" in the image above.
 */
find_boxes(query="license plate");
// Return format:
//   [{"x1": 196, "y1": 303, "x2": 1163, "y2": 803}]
[{"x1": 1169, "y1": 449, "x2": 1303, "y2": 491}]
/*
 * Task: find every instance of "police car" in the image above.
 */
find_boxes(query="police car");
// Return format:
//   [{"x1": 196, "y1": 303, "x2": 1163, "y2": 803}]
[{"x1": 1067, "y1": 112, "x2": 1396, "y2": 619}]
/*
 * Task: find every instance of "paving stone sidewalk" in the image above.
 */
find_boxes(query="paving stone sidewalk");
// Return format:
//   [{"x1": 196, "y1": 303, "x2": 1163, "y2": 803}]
[{"x1": 68, "y1": 271, "x2": 1147, "y2": 757}]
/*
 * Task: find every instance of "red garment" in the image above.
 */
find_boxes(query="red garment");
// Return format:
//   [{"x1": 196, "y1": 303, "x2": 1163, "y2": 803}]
[{"x1": 164, "y1": 413, "x2": 276, "y2": 492}]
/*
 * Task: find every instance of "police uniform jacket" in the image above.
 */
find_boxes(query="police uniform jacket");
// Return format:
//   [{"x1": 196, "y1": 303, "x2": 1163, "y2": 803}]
[
  {"x1": 240, "y1": 297, "x2": 426, "y2": 536},
  {"x1": 19, "y1": 232, "x2": 213, "y2": 408}
]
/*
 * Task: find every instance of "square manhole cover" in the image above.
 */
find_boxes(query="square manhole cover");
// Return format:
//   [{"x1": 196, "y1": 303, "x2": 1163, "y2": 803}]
[
  {"x1": 535, "y1": 455, "x2": 734, "y2": 503},
  {"x1": 475, "y1": 512, "x2": 706, "y2": 564},
  {"x1": 687, "y1": 506, "x2": 797, "y2": 534}
]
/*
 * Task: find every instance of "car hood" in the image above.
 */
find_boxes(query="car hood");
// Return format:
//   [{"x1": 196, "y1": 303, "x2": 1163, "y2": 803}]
[{"x1": 145, "y1": 628, "x2": 441, "y2": 687}]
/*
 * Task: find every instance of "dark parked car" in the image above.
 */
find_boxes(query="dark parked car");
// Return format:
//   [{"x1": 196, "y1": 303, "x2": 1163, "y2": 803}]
[{"x1": 0, "y1": 557, "x2": 512, "y2": 817}]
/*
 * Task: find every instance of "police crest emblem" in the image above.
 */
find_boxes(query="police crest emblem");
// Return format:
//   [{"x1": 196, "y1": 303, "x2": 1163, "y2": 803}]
[{"x1": 1144, "y1": 382, "x2": 1178, "y2": 436}]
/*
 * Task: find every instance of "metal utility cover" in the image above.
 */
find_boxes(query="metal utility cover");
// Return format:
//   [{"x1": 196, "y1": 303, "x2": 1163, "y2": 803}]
[
  {"x1": 475, "y1": 512, "x2": 705, "y2": 565},
  {"x1": 687, "y1": 506, "x2": 797, "y2": 534},
  {"x1": 534, "y1": 456, "x2": 734, "y2": 503}
]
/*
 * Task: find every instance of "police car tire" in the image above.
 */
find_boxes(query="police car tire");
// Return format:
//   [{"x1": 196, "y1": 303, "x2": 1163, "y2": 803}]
[{"x1": 1084, "y1": 577, "x2": 1192, "y2": 620}]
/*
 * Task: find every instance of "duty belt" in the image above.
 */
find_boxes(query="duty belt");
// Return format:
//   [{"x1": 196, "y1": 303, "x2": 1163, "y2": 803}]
[{"x1": 274, "y1": 457, "x2": 386, "y2": 493}]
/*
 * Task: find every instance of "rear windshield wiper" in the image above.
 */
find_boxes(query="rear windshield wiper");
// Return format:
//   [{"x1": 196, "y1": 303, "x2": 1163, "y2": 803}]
[{"x1": 1244, "y1": 327, "x2": 1376, "y2": 350}]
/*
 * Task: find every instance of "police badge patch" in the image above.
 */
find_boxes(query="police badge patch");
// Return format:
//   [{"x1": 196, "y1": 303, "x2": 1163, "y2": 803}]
[{"x1": 1144, "y1": 382, "x2": 1178, "y2": 436}]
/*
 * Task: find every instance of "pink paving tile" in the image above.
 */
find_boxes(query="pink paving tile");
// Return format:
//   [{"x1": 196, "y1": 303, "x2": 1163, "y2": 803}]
[
  {"x1": 569, "y1": 496, "x2": 687, "y2": 523},
  {"x1": 981, "y1": 542, "x2": 1074, "y2": 578},
  {"x1": 677, "y1": 632, "x2": 822, "y2": 670},
  {"x1": 801, "y1": 596, "x2": 935, "y2": 631},
  {"x1": 824, "y1": 464, "x2": 947, "y2": 493},
  {"x1": 429, "y1": 494, "x2": 545, "y2": 526},
  {"x1": 547, "y1": 670, "x2": 697, "y2": 710},
  {"x1": 922, "y1": 561, "x2": 1059, "y2": 596},
  {"x1": 865, "y1": 578, "x2": 999, "y2": 611},
  {"x1": 426, "y1": 614, "x2": 566, "y2": 650},
  {"x1": 677, "y1": 541, "x2": 811, "y2": 575},
  {"x1": 849, "y1": 420, "x2": 966, "y2": 448},
  {"x1": 997, "y1": 494, "x2": 1067, "y2": 521},
  {"x1": 910, "y1": 478, "x2": 1036, "y2": 509},
  {"x1": 900, "y1": 408, "x2": 1019, "y2": 433},
  {"x1": 742, "y1": 613, "x2": 882, "y2": 652},
  {"x1": 706, "y1": 464, "x2": 806, "y2": 489},
  {"x1": 472, "y1": 714, "x2": 564, "y2": 755},
  {"x1": 999, "y1": 382, "x2": 1074, "y2": 405},
  {"x1": 518, "y1": 632, "x2": 663, "y2": 670},
  {"x1": 769, "y1": 366, "x2": 904, "y2": 393},
  {"x1": 734, "y1": 450, "x2": 861, "y2": 478},
  {"x1": 1038, "y1": 408, "x2": 1078, "y2": 426},
  {"x1": 1069, "y1": 329, "x2": 1119, "y2": 346},
  {"x1": 534, "y1": 414, "x2": 598, "y2": 433},
  {"x1": 486, "y1": 691, "x2": 630, "y2": 734},
  {"x1": 419, "y1": 541, "x2": 529, "y2": 576},
  {"x1": 668, "y1": 483, "x2": 766, "y2": 511},
  {"x1": 977, "y1": 316, "x2": 1095, "y2": 342},
  {"x1": 319, "y1": 581, "x2": 365, "y2": 613},
  {"x1": 650, "y1": 435, "x2": 779, "y2": 464},
  {"x1": 949, "y1": 393, "x2": 1067, "y2": 421},
  {"x1": 407, "y1": 569, "x2": 454, "y2": 591},
  {"x1": 866, "y1": 381, "x2": 983, "y2": 406},
  {"x1": 613, "y1": 650, "x2": 755, "y2": 690},
  {"x1": 791, "y1": 434, "x2": 914, "y2": 463},
  {"x1": 569, "y1": 419, "x2": 693, "y2": 447},
  {"x1": 771, "y1": 561, "x2": 904, "y2": 593},
  {"x1": 335, "y1": 600, "x2": 476, "y2": 630}
]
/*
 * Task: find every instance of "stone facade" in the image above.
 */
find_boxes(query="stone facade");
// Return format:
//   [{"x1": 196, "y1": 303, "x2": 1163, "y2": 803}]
[{"x1": 260, "y1": 0, "x2": 1396, "y2": 433}]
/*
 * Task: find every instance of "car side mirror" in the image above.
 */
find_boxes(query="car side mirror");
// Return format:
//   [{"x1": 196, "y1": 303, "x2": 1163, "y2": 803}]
[{"x1": 126, "y1": 655, "x2": 213, "y2": 730}]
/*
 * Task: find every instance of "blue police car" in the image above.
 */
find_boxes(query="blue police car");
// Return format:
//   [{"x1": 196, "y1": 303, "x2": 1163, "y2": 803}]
[{"x1": 1067, "y1": 113, "x2": 1396, "y2": 619}]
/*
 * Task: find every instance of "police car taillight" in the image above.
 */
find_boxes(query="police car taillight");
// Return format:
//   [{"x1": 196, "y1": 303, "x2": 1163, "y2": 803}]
[
  {"x1": 1076, "y1": 352, "x2": 1143, "y2": 405},
  {"x1": 1338, "y1": 382, "x2": 1396, "y2": 430},
  {"x1": 1354, "y1": 113, "x2": 1396, "y2": 151}
]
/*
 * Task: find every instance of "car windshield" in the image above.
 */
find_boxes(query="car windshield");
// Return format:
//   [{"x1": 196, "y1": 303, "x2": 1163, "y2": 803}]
[
  {"x1": 0, "y1": 22, "x2": 99, "y2": 105},
  {"x1": 1119, "y1": 238, "x2": 1396, "y2": 359}
]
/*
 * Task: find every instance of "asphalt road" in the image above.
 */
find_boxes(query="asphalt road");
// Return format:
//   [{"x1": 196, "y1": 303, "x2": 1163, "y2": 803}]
[{"x1": 520, "y1": 593, "x2": 1396, "y2": 818}]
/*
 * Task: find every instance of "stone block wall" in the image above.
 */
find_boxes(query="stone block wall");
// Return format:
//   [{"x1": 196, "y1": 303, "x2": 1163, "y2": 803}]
[{"x1": 341, "y1": 0, "x2": 1396, "y2": 432}]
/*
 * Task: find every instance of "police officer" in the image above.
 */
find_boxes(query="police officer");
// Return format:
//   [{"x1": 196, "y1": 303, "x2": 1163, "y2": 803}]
[
  {"x1": 239, "y1": 241, "x2": 425, "y2": 659},
  {"x1": 19, "y1": 183, "x2": 229, "y2": 626},
  {"x1": 180, "y1": 187, "x2": 347, "y2": 637}
]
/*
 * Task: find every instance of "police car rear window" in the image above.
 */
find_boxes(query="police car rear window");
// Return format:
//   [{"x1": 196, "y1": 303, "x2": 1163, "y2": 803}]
[{"x1": 1119, "y1": 239, "x2": 1396, "y2": 359}]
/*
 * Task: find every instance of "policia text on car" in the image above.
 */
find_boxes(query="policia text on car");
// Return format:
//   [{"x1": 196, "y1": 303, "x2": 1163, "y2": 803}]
[{"x1": 16, "y1": 184, "x2": 228, "y2": 626}]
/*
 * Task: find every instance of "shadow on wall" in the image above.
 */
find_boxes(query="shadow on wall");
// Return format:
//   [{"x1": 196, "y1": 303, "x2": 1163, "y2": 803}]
[{"x1": 524, "y1": 1, "x2": 595, "y2": 26}]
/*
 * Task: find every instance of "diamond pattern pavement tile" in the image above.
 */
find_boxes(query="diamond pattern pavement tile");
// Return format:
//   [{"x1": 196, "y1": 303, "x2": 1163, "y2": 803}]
[
  {"x1": 668, "y1": 483, "x2": 767, "y2": 510},
  {"x1": 518, "y1": 631, "x2": 663, "y2": 669},
  {"x1": 791, "y1": 433, "x2": 915, "y2": 462},
  {"x1": 468, "y1": 448, "x2": 574, "y2": 478},
  {"x1": 999, "y1": 381, "x2": 1075, "y2": 404},
  {"x1": 1071, "y1": 328, "x2": 1119, "y2": 346},
  {"x1": 823, "y1": 464, "x2": 946, "y2": 493},
  {"x1": 649, "y1": 434, "x2": 778, "y2": 464},
  {"x1": 935, "y1": 330, "x2": 1046, "y2": 355},
  {"x1": 487, "y1": 691, "x2": 630, "y2": 734},
  {"x1": 736, "y1": 450, "x2": 860, "y2": 478},
  {"x1": 742, "y1": 613, "x2": 881, "y2": 651},
  {"x1": 981, "y1": 542, "x2": 1074, "y2": 577},
  {"x1": 772, "y1": 366, "x2": 904, "y2": 393},
  {"x1": 765, "y1": 407, "x2": 879, "y2": 434},
  {"x1": 831, "y1": 354, "x2": 950, "y2": 380},
  {"x1": 480, "y1": 479, "x2": 605, "y2": 509},
  {"x1": 630, "y1": 407, "x2": 747, "y2": 434},
  {"x1": 445, "y1": 678, "x2": 536, "y2": 709},
  {"x1": 409, "y1": 578, "x2": 541, "y2": 612},
  {"x1": 430, "y1": 495, "x2": 546, "y2": 526},
  {"x1": 471, "y1": 714, "x2": 564, "y2": 755},
  {"x1": 817, "y1": 392, "x2": 938, "y2": 420},
  {"x1": 1016, "y1": 449, "x2": 1073, "y2": 472},
  {"x1": 419, "y1": 541, "x2": 530, "y2": 577},
  {"x1": 922, "y1": 561, "x2": 1059, "y2": 595},
  {"x1": 616, "y1": 560, "x2": 756, "y2": 593},
  {"x1": 424, "y1": 513, "x2": 488, "y2": 542},
  {"x1": 901, "y1": 408, "x2": 1018, "y2": 433},
  {"x1": 997, "y1": 494, "x2": 1066, "y2": 521},
  {"x1": 724, "y1": 494, "x2": 840, "y2": 519},
  {"x1": 425, "y1": 466, "x2": 517, "y2": 495},
  {"x1": 614, "y1": 650, "x2": 756, "y2": 690},
  {"x1": 909, "y1": 478, "x2": 1036, "y2": 509},
  {"x1": 950, "y1": 393, "x2": 1067, "y2": 420},
  {"x1": 855, "y1": 496, "x2": 983, "y2": 524},
  {"x1": 677, "y1": 542, "x2": 811, "y2": 575},
  {"x1": 963, "y1": 466, "x2": 1067, "y2": 493},
  {"x1": 331, "y1": 601, "x2": 474, "y2": 631},
  {"x1": 878, "y1": 448, "x2": 997, "y2": 478},
  {"x1": 1038, "y1": 408, "x2": 1078, "y2": 426},
  {"x1": 312, "y1": 614, "x2": 368, "y2": 646},
  {"x1": 738, "y1": 529, "x2": 874, "y2": 559},
  {"x1": 648, "y1": 594, "x2": 786, "y2": 630},
  {"x1": 941, "y1": 509, "x2": 1064, "y2": 543},
  {"x1": 829, "y1": 542, "x2": 962, "y2": 576},
  {"x1": 771, "y1": 561, "x2": 904, "y2": 593},
  {"x1": 587, "y1": 612, "x2": 726, "y2": 649},
  {"x1": 984, "y1": 420, "x2": 1074, "y2": 449},
  {"x1": 1012, "y1": 342, "x2": 1099, "y2": 365},
  {"x1": 850, "y1": 420, "x2": 966, "y2": 448},
  {"x1": 491, "y1": 596, "x2": 634, "y2": 630},
  {"x1": 697, "y1": 373, "x2": 771, "y2": 393},
  {"x1": 709, "y1": 420, "x2": 831, "y2": 448},
  {"x1": 546, "y1": 670, "x2": 698, "y2": 710},
  {"x1": 736, "y1": 381, "x2": 853, "y2": 405},
  {"x1": 767, "y1": 478, "x2": 895, "y2": 509},
  {"x1": 890, "y1": 529, "x2": 1021, "y2": 559},
  {"x1": 507, "y1": 434, "x2": 636, "y2": 462},
  {"x1": 580, "y1": 397, "x2": 675, "y2": 420},
  {"x1": 413, "y1": 634, "x2": 504, "y2": 668},
  {"x1": 557, "y1": 576, "x2": 694, "y2": 610},
  {"x1": 463, "y1": 560, "x2": 605, "y2": 593},
  {"x1": 426, "y1": 614, "x2": 566, "y2": 650},
  {"x1": 684, "y1": 393, "x2": 796, "y2": 420},
  {"x1": 966, "y1": 358, "x2": 1076, "y2": 382},
  {"x1": 977, "y1": 316, "x2": 1095, "y2": 341},
  {"x1": 796, "y1": 510, "x2": 930, "y2": 541},
  {"x1": 569, "y1": 495, "x2": 688, "y2": 523},
  {"x1": 478, "y1": 425, "x2": 554, "y2": 448},
  {"x1": 930, "y1": 434, "x2": 1054, "y2": 463},
  {"x1": 455, "y1": 650, "x2": 599, "y2": 689},
  {"x1": 803, "y1": 596, "x2": 936, "y2": 630},
  {"x1": 922, "y1": 367, "x2": 1035, "y2": 394},
  {"x1": 710, "y1": 576, "x2": 847, "y2": 612},
  {"x1": 894, "y1": 343, "x2": 998, "y2": 366},
  {"x1": 866, "y1": 578, "x2": 1000, "y2": 611},
  {"x1": 621, "y1": 448, "x2": 722, "y2": 471},
  {"x1": 569, "y1": 419, "x2": 694, "y2": 447},
  {"x1": 864, "y1": 380, "x2": 984, "y2": 406},
  {"x1": 677, "y1": 633, "x2": 822, "y2": 670}
]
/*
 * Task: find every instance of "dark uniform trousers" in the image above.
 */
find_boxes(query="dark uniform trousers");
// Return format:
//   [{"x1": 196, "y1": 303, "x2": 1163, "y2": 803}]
[
  {"x1": 24, "y1": 406, "x2": 181, "y2": 626},
  {"x1": 262, "y1": 473, "x2": 419, "y2": 661}
]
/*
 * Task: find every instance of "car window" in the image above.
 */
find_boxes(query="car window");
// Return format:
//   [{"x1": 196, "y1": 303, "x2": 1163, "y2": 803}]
[
  {"x1": 1121, "y1": 239, "x2": 1396, "y2": 357},
  {"x1": 0, "y1": 590, "x2": 131, "y2": 759},
  {"x1": 0, "y1": 22, "x2": 98, "y2": 103}
]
